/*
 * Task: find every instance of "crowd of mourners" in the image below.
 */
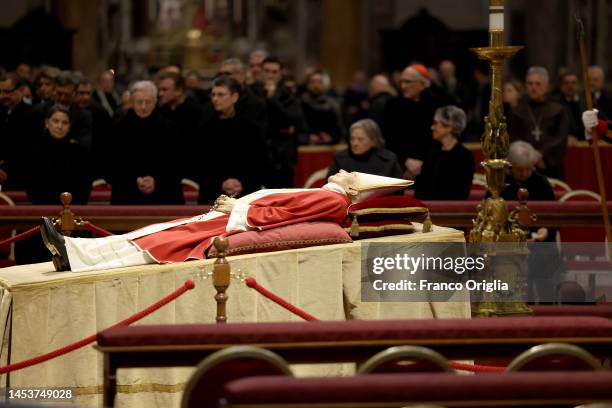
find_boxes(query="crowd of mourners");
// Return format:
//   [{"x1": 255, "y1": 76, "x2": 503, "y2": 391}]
[{"x1": 1, "y1": 50, "x2": 611, "y2": 206}]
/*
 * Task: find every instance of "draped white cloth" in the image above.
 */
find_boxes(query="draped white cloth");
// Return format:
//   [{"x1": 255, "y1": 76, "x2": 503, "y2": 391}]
[{"x1": 0, "y1": 224, "x2": 469, "y2": 407}]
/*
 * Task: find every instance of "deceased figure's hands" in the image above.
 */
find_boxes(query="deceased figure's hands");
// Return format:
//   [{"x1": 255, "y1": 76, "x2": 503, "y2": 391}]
[{"x1": 216, "y1": 195, "x2": 237, "y2": 214}]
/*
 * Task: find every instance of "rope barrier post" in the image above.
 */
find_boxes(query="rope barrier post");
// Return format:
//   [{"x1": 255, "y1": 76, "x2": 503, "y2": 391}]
[
  {"x1": 212, "y1": 236, "x2": 230, "y2": 323},
  {"x1": 58, "y1": 192, "x2": 75, "y2": 236}
]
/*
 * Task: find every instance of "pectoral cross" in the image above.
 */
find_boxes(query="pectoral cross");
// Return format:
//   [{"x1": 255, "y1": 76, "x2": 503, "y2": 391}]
[{"x1": 531, "y1": 126, "x2": 542, "y2": 141}]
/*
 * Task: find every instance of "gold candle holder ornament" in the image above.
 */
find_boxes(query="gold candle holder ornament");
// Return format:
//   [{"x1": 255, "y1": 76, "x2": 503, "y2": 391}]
[{"x1": 469, "y1": 0, "x2": 532, "y2": 317}]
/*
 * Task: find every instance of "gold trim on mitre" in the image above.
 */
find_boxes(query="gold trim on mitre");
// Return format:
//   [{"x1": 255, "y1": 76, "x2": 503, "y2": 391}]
[{"x1": 351, "y1": 173, "x2": 413, "y2": 202}]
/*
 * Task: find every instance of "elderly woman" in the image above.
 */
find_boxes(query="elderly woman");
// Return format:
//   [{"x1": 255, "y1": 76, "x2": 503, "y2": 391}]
[
  {"x1": 503, "y1": 140, "x2": 560, "y2": 302},
  {"x1": 502, "y1": 141, "x2": 555, "y2": 235},
  {"x1": 414, "y1": 105, "x2": 474, "y2": 200},
  {"x1": 326, "y1": 119, "x2": 402, "y2": 179},
  {"x1": 106, "y1": 80, "x2": 183, "y2": 204}
]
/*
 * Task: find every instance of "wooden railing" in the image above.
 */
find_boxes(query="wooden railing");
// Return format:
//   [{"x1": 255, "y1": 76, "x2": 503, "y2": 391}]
[{"x1": 0, "y1": 201, "x2": 609, "y2": 232}]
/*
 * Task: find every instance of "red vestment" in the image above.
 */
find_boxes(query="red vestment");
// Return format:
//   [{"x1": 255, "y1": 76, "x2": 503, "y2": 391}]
[{"x1": 133, "y1": 189, "x2": 351, "y2": 262}]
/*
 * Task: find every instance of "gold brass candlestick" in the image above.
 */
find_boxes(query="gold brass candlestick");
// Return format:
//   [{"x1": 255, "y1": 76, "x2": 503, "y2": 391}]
[{"x1": 469, "y1": 0, "x2": 532, "y2": 316}]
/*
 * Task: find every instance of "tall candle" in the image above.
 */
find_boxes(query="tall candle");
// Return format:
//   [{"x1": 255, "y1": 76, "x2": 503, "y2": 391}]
[{"x1": 489, "y1": 0, "x2": 504, "y2": 30}]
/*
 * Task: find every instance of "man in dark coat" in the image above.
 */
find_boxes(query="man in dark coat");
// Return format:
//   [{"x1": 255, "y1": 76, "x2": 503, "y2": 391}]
[
  {"x1": 196, "y1": 76, "x2": 268, "y2": 204},
  {"x1": 157, "y1": 71, "x2": 203, "y2": 180},
  {"x1": 551, "y1": 71, "x2": 584, "y2": 142},
  {"x1": 261, "y1": 56, "x2": 302, "y2": 188},
  {"x1": 589, "y1": 65, "x2": 612, "y2": 121},
  {"x1": 76, "y1": 76, "x2": 112, "y2": 180},
  {"x1": 0, "y1": 72, "x2": 36, "y2": 190},
  {"x1": 200, "y1": 58, "x2": 267, "y2": 140},
  {"x1": 301, "y1": 69, "x2": 345, "y2": 145},
  {"x1": 509, "y1": 67, "x2": 569, "y2": 179},
  {"x1": 107, "y1": 80, "x2": 183, "y2": 205}
]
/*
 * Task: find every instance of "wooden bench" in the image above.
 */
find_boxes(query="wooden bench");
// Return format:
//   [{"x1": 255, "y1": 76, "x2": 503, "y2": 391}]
[
  {"x1": 530, "y1": 304, "x2": 612, "y2": 319},
  {"x1": 221, "y1": 371, "x2": 612, "y2": 408},
  {"x1": 95, "y1": 316, "x2": 612, "y2": 406}
]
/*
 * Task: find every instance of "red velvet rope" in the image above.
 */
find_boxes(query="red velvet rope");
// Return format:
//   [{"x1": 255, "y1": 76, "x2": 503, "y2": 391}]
[
  {"x1": 244, "y1": 277, "x2": 506, "y2": 373},
  {"x1": 0, "y1": 279, "x2": 196, "y2": 374},
  {"x1": 81, "y1": 221, "x2": 114, "y2": 237},
  {"x1": 245, "y1": 277, "x2": 317, "y2": 321},
  {"x1": 448, "y1": 360, "x2": 504, "y2": 373},
  {"x1": 0, "y1": 226, "x2": 40, "y2": 248}
]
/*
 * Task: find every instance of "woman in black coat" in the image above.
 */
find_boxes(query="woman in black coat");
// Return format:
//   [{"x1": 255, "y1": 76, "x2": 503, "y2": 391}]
[
  {"x1": 414, "y1": 106, "x2": 474, "y2": 200},
  {"x1": 27, "y1": 105, "x2": 92, "y2": 204},
  {"x1": 19, "y1": 105, "x2": 92, "y2": 265},
  {"x1": 326, "y1": 119, "x2": 403, "y2": 179},
  {"x1": 196, "y1": 76, "x2": 268, "y2": 204},
  {"x1": 107, "y1": 81, "x2": 184, "y2": 205}
]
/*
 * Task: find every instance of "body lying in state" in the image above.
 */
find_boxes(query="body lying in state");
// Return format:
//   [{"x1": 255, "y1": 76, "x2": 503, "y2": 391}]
[{"x1": 40, "y1": 171, "x2": 411, "y2": 272}]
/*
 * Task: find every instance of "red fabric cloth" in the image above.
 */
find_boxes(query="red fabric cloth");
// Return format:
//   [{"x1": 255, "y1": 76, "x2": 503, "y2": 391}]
[
  {"x1": 247, "y1": 190, "x2": 350, "y2": 230},
  {"x1": 348, "y1": 195, "x2": 427, "y2": 212},
  {"x1": 133, "y1": 190, "x2": 350, "y2": 262},
  {"x1": 596, "y1": 118, "x2": 609, "y2": 139}
]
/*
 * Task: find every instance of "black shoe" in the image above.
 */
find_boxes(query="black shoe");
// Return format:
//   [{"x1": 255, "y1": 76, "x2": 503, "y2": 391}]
[{"x1": 40, "y1": 217, "x2": 71, "y2": 271}]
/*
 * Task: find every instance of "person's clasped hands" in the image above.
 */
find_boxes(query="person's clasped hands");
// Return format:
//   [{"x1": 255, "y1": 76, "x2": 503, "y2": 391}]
[
  {"x1": 215, "y1": 195, "x2": 237, "y2": 214},
  {"x1": 403, "y1": 158, "x2": 423, "y2": 180},
  {"x1": 137, "y1": 176, "x2": 155, "y2": 195}
]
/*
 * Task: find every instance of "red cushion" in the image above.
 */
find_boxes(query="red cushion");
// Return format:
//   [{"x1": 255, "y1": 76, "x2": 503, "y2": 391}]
[
  {"x1": 348, "y1": 195, "x2": 427, "y2": 212},
  {"x1": 207, "y1": 221, "x2": 352, "y2": 257},
  {"x1": 343, "y1": 219, "x2": 414, "y2": 239},
  {"x1": 345, "y1": 196, "x2": 427, "y2": 238}
]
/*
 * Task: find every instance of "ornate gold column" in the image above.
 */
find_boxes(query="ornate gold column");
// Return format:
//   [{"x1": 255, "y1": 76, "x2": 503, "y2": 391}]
[{"x1": 469, "y1": 0, "x2": 532, "y2": 317}]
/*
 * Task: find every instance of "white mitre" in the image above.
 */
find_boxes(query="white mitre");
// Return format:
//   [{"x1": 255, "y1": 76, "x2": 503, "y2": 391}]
[{"x1": 351, "y1": 172, "x2": 413, "y2": 202}]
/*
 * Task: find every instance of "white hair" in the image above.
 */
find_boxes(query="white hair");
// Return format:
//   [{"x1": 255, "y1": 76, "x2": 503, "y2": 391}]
[
  {"x1": 350, "y1": 119, "x2": 384, "y2": 146},
  {"x1": 249, "y1": 49, "x2": 268, "y2": 60},
  {"x1": 588, "y1": 65, "x2": 604, "y2": 77},
  {"x1": 526, "y1": 66, "x2": 549, "y2": 84},
  {"x1": 129, "y1": 80, "x2": 157, "y2": 102},
  {"x1": 221, "y1": 58, "x2": 245, "y2": 72},
  {"x1": 435, "y1": 105, "x2": 466, "y2": 138},
  {"x1": 508, "y1": 141, "x2": 538, "y2": 167},
  {"x1": 406, "y1": 66, "x2": 431, "y2": 88}
]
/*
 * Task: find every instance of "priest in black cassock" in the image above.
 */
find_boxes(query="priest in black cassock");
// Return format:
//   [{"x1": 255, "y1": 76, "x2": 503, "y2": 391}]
[{"x1": 509, "y1": 66, "x2": 569, "y2": 179}]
